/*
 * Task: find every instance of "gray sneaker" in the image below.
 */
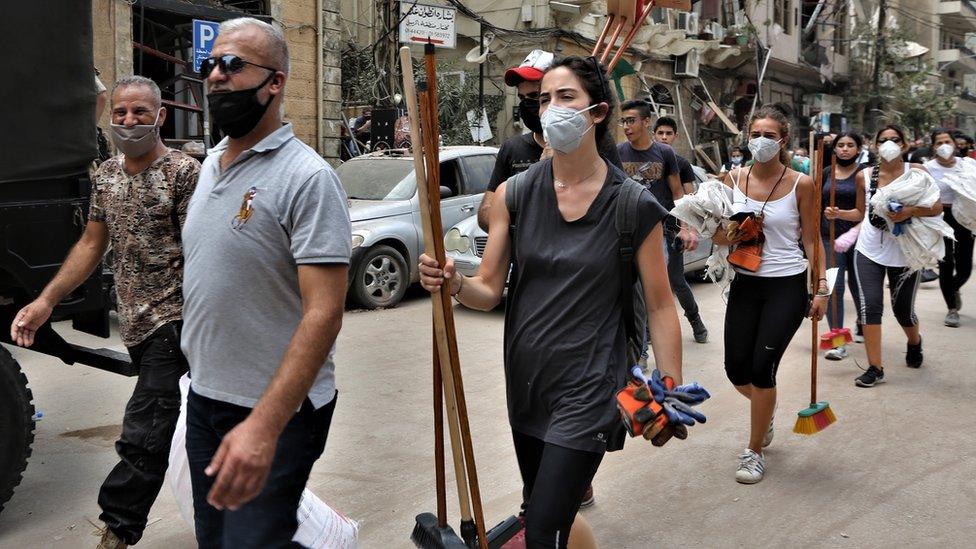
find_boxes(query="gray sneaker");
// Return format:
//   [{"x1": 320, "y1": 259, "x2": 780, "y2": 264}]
[
  {"x1": 690, "y1": 316, "x2": 708, "y2": 344},
  {"x1": 96, "y1": 528, "x2": 127, "y2": 549},
  {"x1": 825, "y1": 346, "x2": 848, "y2": 360},
  {"x1": 945, "y1": 310, "x2": 960, "y2": 328}
]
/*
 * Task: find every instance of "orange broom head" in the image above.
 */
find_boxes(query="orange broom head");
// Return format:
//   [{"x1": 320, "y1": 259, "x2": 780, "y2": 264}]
[
  {"x1": 819, "y1": 328, "x2": 853, "y2": 350},
  {"x1": 793, "y1": 401, "x2": 837, "y2": 435}
]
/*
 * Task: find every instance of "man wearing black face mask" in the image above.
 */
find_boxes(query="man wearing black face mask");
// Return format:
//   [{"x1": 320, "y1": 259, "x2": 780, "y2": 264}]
[
  {"x1": 477, "y1": 50, "x2": 622, "y2": 231},
  {"x1": 181, "y1": 17, "x2": 351, "y2": 546},
  {"x1": 11, "y1": 75, "x2": 199, "y2": 549}
]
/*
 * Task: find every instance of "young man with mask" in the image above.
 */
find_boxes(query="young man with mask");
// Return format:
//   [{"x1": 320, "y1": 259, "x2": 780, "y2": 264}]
[
  {"x1": 181, "y1": 18, "x2": 351, "y2": 546},
  {"x1": 10, "y1": 76, "x2": 199, "y2": 549},
  {"x1": 619, "y1": 101, "x2": 706, "y2": 343},
  {"x1": 652, "y1": 116, "x2": 708, "y2": 343},
  {"x1": 477, "y1": 50, "x2": 622, "y2": 231}
]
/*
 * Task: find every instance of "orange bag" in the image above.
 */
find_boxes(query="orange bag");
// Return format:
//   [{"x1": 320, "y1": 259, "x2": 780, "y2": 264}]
[{"x1": 727, "y1": 213, "x2": 765, "y2": 272}]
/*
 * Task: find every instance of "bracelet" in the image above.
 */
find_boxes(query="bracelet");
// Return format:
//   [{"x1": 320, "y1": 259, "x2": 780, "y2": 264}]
[
  {"x1": 814, "y1": 292, "x2": 831, "y2": 298},
  {"x1": 451, "y1": 274, "x2": 464, "y2": 297}
]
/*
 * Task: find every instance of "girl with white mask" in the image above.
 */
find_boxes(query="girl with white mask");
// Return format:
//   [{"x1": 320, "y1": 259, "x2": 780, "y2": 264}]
[
  {"x1": 418, "y1": 56, "x2": 685, "y2": 548},
  {"x1": 852, "y1": 125, "x2": 941, "y2": 389},
  {"x1": 923, "y1": 128, "x2": 976, "y2": 327},
  {"x1": 712, "y1": 107, "x2": 827, "y2": 484}
]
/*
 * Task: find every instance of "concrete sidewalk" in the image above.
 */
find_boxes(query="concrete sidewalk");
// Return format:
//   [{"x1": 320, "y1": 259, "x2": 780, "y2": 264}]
[{"x1": 1, "y1": 279, "x2": 973, "y2": 548}]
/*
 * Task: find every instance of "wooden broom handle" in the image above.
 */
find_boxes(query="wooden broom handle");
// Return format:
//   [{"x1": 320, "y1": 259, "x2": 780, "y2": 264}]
[
  {"x1": 811, "y1": 135, "x2": 825, "y2": 404},
  {"x1": 829, "y1": 152, "x2": 839, "y2": 326}
]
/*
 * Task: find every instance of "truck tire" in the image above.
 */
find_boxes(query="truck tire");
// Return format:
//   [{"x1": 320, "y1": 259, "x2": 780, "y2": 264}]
[
  {"x1": 350, "y1": 245, "x2": 409, "y2": 309},
  {"x1": 0, "y1": 346, "x2": 35, "y2": 515}
]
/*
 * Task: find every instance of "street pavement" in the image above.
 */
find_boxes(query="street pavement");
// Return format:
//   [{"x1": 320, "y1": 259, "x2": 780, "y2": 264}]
[{"x1": 0, "y1": 277, "x2": 974, "y2": 548}]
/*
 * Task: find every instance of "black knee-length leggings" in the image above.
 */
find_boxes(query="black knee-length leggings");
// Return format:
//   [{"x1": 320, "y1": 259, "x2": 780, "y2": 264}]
[
  {"x1": 852, "y1": 251, "x2": 920, "y2": 327},
  {"x1": 512, "y1": 431, "x2": 603, "y2": 549},
  {"x1": 724, "y1": 272, "x2": 808, "y2": 389},
  {"x1": 939, "y1": 207, "x2": 974, "y2": 309}
]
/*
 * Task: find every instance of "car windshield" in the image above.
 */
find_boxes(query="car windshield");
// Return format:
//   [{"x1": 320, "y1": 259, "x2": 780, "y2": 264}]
[{"x1": 336, "y1": 159, "x2": 416, "y2": 200}]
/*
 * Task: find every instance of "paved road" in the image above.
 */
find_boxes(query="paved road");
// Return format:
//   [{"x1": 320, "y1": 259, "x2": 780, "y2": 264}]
[{"x1": 1, "y1": 278, "x2": 974, "y2": 548}]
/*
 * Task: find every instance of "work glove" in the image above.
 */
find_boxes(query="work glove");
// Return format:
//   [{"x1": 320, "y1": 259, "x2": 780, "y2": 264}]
[{"x1": 834, "y1": 225, "x2": 860, "y2": 252}]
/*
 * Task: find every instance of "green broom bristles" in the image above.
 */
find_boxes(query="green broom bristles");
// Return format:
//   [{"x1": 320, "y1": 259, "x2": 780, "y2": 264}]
[{"x1": 793, "y1": 401, "x2": 836, "y2": 435}]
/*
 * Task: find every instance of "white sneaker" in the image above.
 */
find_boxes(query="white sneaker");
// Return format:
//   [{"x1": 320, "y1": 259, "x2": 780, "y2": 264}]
[
  {"x1": 825, "y1": 346, "x2": 848, "y2": 360},
  {"x1": 735, "y1": 449, "x2": 766, "y2": 484},
  {"x1": 853, "y1": 324, "x2": 864, "y2": 344}
]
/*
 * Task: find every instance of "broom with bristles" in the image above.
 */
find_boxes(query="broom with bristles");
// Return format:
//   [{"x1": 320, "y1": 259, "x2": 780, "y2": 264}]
[
  {"x1": 795, "y1": 134, "x2": 837, "y2": 435},
  {"x1": 819, "y1": 151, "x2": 853, "y2": 350}
]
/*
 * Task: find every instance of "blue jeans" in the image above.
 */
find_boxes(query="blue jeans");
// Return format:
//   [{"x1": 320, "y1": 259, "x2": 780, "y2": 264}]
[
  {"x1": 186, "y1": 388, "x2": 337, "y2": 548},
  {"x1": 822, "y1": 235, "x2": 861, "y2": 332}
]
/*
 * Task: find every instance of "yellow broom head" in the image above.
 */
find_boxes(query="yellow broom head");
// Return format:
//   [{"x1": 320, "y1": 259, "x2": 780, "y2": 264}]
[{"x1": 793, "y1": 401, "x2": 837, "y2": 435}]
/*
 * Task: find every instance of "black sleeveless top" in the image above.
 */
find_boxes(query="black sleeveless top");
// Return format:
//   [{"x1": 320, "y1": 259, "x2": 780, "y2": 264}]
[{"x1": 504, "y1": 158, "x2": 667, "y2": 453}]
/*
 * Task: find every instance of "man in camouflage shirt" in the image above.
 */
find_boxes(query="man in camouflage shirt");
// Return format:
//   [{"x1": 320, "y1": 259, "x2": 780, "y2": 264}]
[{"x1": 10, "y1": 76, "x2": 199, "y2": 548}]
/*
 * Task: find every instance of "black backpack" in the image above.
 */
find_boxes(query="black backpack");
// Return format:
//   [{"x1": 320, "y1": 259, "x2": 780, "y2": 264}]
[{"x1": 505, "y1": 170, "x2": 647, "y2": 363}]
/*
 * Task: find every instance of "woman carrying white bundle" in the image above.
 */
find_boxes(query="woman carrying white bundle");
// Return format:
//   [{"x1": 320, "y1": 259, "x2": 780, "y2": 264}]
[
  {"x1": 924, "y1": 128, "x2": 976, "y2": 327},
  {"x1": 853, "y1": 125, "x2": 943, "y2": 388}
]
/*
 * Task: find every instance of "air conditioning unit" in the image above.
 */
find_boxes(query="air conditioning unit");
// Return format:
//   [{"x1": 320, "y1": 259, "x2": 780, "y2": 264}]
[
  {"x1": 650, "y1": 7, "x2": 670, "y2": 25},
  {"x1": 674, "y1": 49, "x2": 701, "y2": 77},
  {"x1": 709, "y1": 22, "x2": 726, "y2": 41},
  {"x1": 800, "y1": 104, "x2": 812, "y2": 118},
  {"x1": 677, "y1": 12, "x2": 699, "y2": 35}
]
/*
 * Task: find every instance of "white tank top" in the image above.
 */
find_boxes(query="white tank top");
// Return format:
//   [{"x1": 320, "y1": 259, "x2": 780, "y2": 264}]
[
  {"x1": 730, "y1": 169, "x2": 807, "y2": 277},
  {"x1": 855, "y1": 163, "x2": 908, "y2": 267}
]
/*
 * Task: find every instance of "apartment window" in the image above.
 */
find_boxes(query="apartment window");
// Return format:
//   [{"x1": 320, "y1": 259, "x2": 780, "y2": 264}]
[{"x1": 774, "y1": 0, "x2": 792, "y2": 34}]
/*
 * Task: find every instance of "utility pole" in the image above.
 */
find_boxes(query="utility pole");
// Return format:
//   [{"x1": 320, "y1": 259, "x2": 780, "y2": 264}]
[{"x1": 867, "y1": 0, "x2": 887, "y2": 134}]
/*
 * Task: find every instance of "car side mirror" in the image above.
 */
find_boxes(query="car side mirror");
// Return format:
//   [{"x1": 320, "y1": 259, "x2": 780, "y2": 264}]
[{"x1": 439, "y1": 186, "x2": 454, "y2": 199}]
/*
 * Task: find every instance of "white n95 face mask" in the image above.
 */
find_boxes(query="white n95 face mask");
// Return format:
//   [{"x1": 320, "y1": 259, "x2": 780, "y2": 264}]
[
  {"x1": 878, "y1": 140, "x2": 903, "y2": 162},
  {"x1": 748, "y1": 136, "x2": 782, "y2": 163},
  {"x1": 936, "y1": 143, "x2": 955, "y2": 160},
  {"x1": 541, "y1": 104, "x2": 599, "y2": 154}
]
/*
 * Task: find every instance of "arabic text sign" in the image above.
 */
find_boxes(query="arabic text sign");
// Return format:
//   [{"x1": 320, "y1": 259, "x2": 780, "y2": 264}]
[
  {"x1": 192, "y1": 19, "x2": 220, "y2": 73},
  {"x1": 399, "y1": 3, "x2": 456, "y2": 49}
]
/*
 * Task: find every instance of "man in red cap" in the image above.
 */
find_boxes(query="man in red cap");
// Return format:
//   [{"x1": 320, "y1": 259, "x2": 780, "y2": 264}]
[{"x1": 477, "y1": 50, "x2": 621, "y2": 231}]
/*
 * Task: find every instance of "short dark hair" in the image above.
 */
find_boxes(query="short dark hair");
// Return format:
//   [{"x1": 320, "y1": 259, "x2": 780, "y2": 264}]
[
  {"x1": 654, "y1": 116, "x2": 678, "y2": 133},
  {"x1": 546, "y1": 56, "x2": 616, "y2": 143},
  {"x1": 930, "y1": 127, "x2": 954, "y2": 146},
  {"x1": 875, "y1": 124, "x2": 908, "y2": 145},
  {"x1": 620, "y1": 99, "x2": 652, "y2": 119}
]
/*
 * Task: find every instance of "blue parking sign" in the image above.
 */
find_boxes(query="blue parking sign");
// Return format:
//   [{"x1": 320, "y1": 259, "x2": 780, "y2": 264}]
[{"x1": 193, "y1": 20, "x2": 220, "y2": 73}]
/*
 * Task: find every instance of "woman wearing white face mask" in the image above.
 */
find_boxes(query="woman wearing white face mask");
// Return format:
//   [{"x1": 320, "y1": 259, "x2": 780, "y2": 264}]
[
  {"x1": 712, "y1": 107, "x2": 827, "y2": 484},
  {"x1": 923, "y1": 128, "x2": 976, "y2": 327},
  {"x1": 852, "y1": 125, "x2": 941, "y2": 388},
  {"x1": 419, "y1": 56, "x2": 684, "y2": 548}
]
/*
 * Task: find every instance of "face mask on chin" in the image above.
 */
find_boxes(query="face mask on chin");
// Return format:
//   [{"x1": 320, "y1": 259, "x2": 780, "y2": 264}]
[{"x1": 207, "y1": 71, "x2": 276, "y2": 139}]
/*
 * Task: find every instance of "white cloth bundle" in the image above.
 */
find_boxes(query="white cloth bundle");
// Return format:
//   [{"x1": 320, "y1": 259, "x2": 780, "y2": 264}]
[
  {"x1": 670, "y1": 179, "x2": 734, "y2": 283},
  {"x1": 940, "y1": 162, "x2": 976, "y2": 232},
  {"x1": 869, "y1": 168, "x2": 955, "y2": 272},
  {"x1": 168, "y1": 375, "x2": 360, "y2": 548}
]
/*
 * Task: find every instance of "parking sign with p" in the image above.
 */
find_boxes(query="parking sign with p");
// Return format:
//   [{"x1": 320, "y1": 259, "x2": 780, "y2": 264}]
[{"x1": 193, "y1": 20, "x2": 220, "y2": 74}]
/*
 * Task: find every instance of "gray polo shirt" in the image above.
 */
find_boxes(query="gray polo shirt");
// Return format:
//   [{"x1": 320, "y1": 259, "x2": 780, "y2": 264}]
[{"x1": 181, "y1": 123, "x2": 351, "y2": 409}]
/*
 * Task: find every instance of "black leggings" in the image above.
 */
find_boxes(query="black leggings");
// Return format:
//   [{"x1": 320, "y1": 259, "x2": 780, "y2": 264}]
[
  {"x1": 512, "y1": 431, "x2": 603, "y2": 549},
  {"x1": 852, "y1": 251, "x2": 920, "y2": 327},
  {"x1": 939, "y1": 207, "x2": 974, "y2": 309},
  {"x1": 724, "y1": 272, "x2": 807, "y2": 389}
]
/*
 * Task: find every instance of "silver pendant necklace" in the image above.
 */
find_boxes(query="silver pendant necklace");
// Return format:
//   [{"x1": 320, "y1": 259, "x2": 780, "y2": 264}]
[{"x1": 555, "y1": 166, "x2": 599, "y2": 189}]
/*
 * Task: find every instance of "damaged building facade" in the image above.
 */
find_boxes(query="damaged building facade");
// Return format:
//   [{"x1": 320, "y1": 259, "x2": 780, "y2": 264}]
[
  {"x1": 92, "y1": 0, "x2": 345, "y2": 163},
  {"x1": 342, "y1": 1, "x2": 976, "y2": 168}
]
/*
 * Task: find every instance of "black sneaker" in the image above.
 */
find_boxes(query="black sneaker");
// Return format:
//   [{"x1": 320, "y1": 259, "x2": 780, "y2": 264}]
[
  {"x1": 906, "y1": 337, "x2": 923, "y2": 368},
  {"x1": 921, "y1": 269, "x2": 939, "y2": 283},
  {"x1": 855, "y1": 365, "x2": 885, "y2": 387},
  {"x1": 690, "y1": 316, "x2": 708, "y2": 344}
]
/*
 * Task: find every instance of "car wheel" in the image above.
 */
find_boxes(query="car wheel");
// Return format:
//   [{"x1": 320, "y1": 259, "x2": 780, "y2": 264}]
[
  {"x1": 0, "y1": 346, "x2": 35, "y2": 515},
  {"x1": 351, "y1": 245, "x2": 409, "y2": 309}
]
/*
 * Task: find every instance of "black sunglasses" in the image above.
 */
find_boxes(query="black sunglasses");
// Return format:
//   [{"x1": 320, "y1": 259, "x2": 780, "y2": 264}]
[
  {"x1": 877, "y1": 137, "x2": 902, "y2": 144},
  {"x1": 198, "y1": 54, "x2": 279, "y2": 79}
]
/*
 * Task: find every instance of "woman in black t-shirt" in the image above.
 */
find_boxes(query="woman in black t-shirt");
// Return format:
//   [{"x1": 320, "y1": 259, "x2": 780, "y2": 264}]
[
  {"x1": 420, "y1": 56, "x2": 683, "y2": 548},
  {"x1": 820, "y1": 132, "x2": 868, "y2": 360}
]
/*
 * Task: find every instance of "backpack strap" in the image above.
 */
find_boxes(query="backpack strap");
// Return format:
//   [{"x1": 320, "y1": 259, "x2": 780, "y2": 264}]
[
  {"x1": 615, "y1": 178, "x2": 645, "y2": 362},
  {"x1": 505, "y1": 170, "x2": 526, "y2": 284}
]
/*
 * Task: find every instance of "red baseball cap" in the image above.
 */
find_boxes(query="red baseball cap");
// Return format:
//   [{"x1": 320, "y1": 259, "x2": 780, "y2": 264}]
[{"x1": 504, "y1": 49, "x2": 555, "y2": 86}]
